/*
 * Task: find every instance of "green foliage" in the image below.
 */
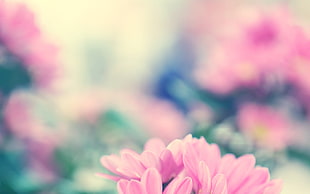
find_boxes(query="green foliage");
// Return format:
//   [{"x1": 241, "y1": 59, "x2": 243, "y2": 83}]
[{"x1": 0, "y1": 55, "x2": 32, "y2": 96}]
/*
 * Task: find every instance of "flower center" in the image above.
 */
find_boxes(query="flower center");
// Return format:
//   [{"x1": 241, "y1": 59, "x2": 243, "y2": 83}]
[{"x1": 248, "y1": 20, "x2": 277, "y2": 47}]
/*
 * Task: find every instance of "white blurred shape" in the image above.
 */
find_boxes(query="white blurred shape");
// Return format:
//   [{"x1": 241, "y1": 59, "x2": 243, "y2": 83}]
[{"x1": 274, "y1": 161, "x2": 310, "y2": 194}]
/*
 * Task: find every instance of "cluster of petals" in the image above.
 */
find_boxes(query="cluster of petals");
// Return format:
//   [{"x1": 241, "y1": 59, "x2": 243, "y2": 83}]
[
  {"x1": 0, "y1": 0, "x2": 58, "y2": 88},
  {"x1": 99, "y1": 135, "x2": 282, "y2": 193},
  {"x1": 194, "y1": 6, "x2": 310, "y2": 95},
  {"x1": 237, "y1": 103, "x2": 292, "y2": 150}
]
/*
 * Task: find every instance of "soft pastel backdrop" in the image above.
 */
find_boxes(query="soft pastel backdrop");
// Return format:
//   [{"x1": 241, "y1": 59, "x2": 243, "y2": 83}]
[{"x1": 2, "y1": 0, "x2": 310, "y2": 193}]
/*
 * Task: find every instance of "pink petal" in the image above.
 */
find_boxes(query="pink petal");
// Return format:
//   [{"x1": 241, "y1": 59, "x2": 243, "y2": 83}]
[
  {"x1": 96, "y1": 173, "x2": 120, "y2": 181},
  {"x1": 121, "y1": 152, "x2": 145, "y2": 177},
  {"x1": 211, "y1": 174, "x2": 228, "y2": 194},
  {"x1": 263, "y1": 179, "x2": 283, "y2": 194},
  {"x1": 144, "y1": 138, "x2": 166, "y2": 156},
  {"x1": 183, "y1": 143, "x2": 199, "y2": 178},
  {"x1": 250, "y1": 179, "x2": 283, "y2": 194},
  {"x1": 198, "y1": 142, "x2": 221, "y2": 176},
  {"x1": 174, "y1": 177, "x2": 193, "y2": 194},
  {"x1": 183, "y1": 134, "x2": 194, "y2": 142},
  {"x1": 217, "y1": 154, "x2": 236, "y2": 174},
  {"x1": 127, "y1": 180, "x2": 144, "y2": 194},
  {"x1": 100, "y1": 155, "x2": 122, "y2": 175},
  {"x1": 164, "y1": 177, "x2": 193, "y2": 194},
  {"x1": 198, "y1": 161, "x2": 211, "y2": 194},
  {"x1": 167, "y1": 139, "x2": 184, "y2": 166},
  {"x1": 226, "y1": 154, "x2": 256, "y2": 192},
  {"x1": 117, "y1": 180, "x2": 129, "y2": 194},
  {"x1": 234, "y1": 167, "x2": 270, "y2": 193},
  {"x1": 142, "y1": 168, "x2": 162, "y2": 194},
  {"x1": 141, "y1": 151, "x2": 161, "y2": 171},
  {"x1": 116, "y1": 167, "x2": 141, "y2": 179},
  {"x1": 160, "y1": 149, "x2": 178, "y2": 182}
]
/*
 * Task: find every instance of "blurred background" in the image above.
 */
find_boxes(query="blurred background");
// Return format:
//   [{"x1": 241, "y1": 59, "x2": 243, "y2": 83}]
[{"x1": 1, "y1": 0, "x2": 310, "y2": 193}]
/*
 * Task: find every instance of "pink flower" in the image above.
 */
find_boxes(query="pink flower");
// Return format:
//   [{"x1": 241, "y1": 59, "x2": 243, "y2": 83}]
[
  {"x1": 184, "y1": 0, "x2": 239, "y2": 44},
  {"x1": 237, "y1": 103, "x2": 292, "y2": 150},
  {"x1": 131, "y1": 97, "x2": 189, "y2": 143},
  {"x1": 56, "y1": 89, "x2": 109, "y2": 124},
  {"x1": 285, "y1": 28, "x2": 310, "y2": 96},
  {"x1": 182, "y1": 136, "x2": 282, "y2": 194},
  {"x1": 3, "y1": 92, "x2": 59, "y2": 182},
  {"x1": 4, "y1": 91, "x2": 37, "y2": 138},
  {"x1": 194, "y1": 7, "x2": 302, "y2": 94},
  {"x1": 0, "y1": 1, "x2": 59, "y2": 88},
  {"x1": 195, "y1": 52, "x2": 260, "y2": 94},
  {"x1": 99, "y1": 135, "x2": 282, "y2": 193},
  {"x1": 230, "y1": 8, "x2": 298, "y2": 71}
]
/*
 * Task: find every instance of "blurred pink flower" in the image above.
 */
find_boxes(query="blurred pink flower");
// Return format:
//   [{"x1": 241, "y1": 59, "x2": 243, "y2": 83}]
[
  {"x1": 230, "y1": 8, "x2": 298, "y2": 71},
  {"x1": 27, "y1": 135, "x2": 59, "y2": 183},
  {"x1": 0, "y1": 1, "x2": 59, "y2": 88},
  {"x1": 4, "y1": 92, "x2": 36, "y2": 138},
  {"x1": 194, "y1": 7, "x2": 302, "y2": 94},
  {"x1": 131, "y1": 97, "x2": 189, "y2": 143},
  {"x1": 99, "y1": 135, "x2": 282, "y2": 193},
  {"x1": 188, "y1": 102, "x2": 213, "y2": 125},
  {"x1": 184, "y1": 0, "x2": 239, "y2": 44},
  {"x1": 285, "y1": 28, "x2": 310, "y2": 96},
  {"x1": 3, "y1": 92, "x2": 59, "y2": 182},
  {"x1": 56, "y1": 90, "x2": 188, "y2": 143},
  {"x1": 195, "y1": 51, "x2": 260, "y2": 94},
  {"x1": 287, "y1": 57, "x2": 310, "y2": 96},
  {"x1": 56, "y1": 90, "x2": 109, "y2": 124},
  {"x1": 237, "y1": 103, "x2": 292, "y2": 150}
]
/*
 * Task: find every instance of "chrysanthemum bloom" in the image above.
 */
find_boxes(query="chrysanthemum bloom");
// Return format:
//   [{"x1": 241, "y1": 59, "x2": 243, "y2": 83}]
[
  {"x1": 99, "y1": 135, "x2": 282, "y2": 193},
  {"x1": 0, "y1": 0, "x2": 58, "y2": 88},
  {"x1": 237, "y1": 103, "x2": 292, "y2": 150},
  {"x1": 229, "y1": 8, "x2": 297, "y2": 71},
  {"x1": 194, "y1": 7, "x2": 302, "y2": 94}
]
